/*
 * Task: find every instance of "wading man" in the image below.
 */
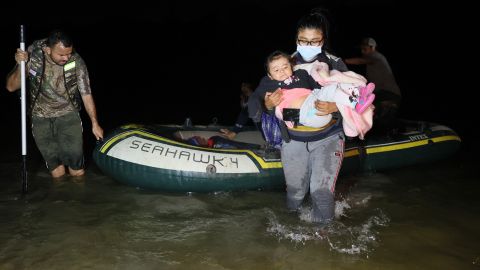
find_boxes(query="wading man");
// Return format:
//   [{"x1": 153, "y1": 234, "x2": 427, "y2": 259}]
[{"x1": 6, "y1": 30, "x2": 103, "y2": 178}]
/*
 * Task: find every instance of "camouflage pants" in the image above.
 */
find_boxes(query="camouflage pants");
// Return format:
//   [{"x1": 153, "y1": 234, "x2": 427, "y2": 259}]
[{"x1": 31, "y1": 111, "x2": 84, "y2": 171}]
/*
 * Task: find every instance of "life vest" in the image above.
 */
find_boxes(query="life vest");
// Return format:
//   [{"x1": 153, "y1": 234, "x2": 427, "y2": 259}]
[
  {"x1": 28, "y1": 39, "x2": 81, "y2": 113},
  {"x1": 265, "y1": 109, "x2": 343, "y2": 144},
  {"x1": 285, "y1": 117, "x2": 343, "y2": 142}
]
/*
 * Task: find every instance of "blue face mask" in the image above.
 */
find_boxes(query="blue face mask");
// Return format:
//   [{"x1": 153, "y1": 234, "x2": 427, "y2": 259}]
[{"x1": 296, "y1": 45, "x2": 322, "y2": 61}]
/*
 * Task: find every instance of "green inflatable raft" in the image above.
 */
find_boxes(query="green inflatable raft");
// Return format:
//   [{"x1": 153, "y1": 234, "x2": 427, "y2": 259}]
[{"x1": 93, "y1": 120, "x2": 461, "y2": 192}]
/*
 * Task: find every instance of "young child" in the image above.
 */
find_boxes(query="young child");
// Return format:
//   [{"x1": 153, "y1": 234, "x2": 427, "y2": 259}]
[{"x1": 258, "y1": 51, "x2": 375, "y2": 134}]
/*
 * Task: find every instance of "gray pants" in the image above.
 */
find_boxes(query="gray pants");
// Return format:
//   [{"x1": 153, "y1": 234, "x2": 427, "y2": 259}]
[{"x1": 281, "y1": 133, "x2": 345, "y2": 223}]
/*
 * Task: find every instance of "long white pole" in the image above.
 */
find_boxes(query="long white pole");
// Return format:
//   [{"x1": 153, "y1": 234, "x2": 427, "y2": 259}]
[{"x1": 20, "y1": 25, "x2": 28, "y2": 194}]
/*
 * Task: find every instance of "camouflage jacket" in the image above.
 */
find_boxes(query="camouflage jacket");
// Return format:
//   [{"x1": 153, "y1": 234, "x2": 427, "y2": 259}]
[{"x1": 27, "y1": 39, "x2": 91, "y2": 117}]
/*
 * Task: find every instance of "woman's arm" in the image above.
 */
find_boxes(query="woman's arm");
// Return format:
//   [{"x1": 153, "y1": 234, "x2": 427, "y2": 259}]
[{"x1": 264, "y1": 88, "x2": 283, "y2": 111}]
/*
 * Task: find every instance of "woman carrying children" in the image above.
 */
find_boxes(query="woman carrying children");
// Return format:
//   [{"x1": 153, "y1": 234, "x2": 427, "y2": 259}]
[{"x1": 258, "y1": 9, "x2": 353, "y2": 223}]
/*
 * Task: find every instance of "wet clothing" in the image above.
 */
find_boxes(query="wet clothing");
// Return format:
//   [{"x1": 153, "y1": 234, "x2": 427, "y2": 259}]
[
  {"x1": 24, "y1": 38, "x2": 92, "y2": 171},
  {"x1": 280, "y1": 51, "x2": 347, "y2": 223},
  {"x1": 282, "y1": 133, "x2": 345, "y2": 223},
  {"x1": 32, "y1": 111, "x2": 84, "y2": 170}
]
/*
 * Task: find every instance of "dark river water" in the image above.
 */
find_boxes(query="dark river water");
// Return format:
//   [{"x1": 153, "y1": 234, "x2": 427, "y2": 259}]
[{"x1": 0, "y1": 129, "x2": 478, "y2": 269}]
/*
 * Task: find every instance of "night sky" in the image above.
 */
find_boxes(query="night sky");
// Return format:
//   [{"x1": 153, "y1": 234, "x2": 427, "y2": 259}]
[{"x1": 0, "y1": 1, "x2": 475, "y2": 148}]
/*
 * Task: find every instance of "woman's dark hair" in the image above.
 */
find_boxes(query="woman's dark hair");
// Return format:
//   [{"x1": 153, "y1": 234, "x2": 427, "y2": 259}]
[
  {"x1": 47, "y1": 30, "x2": 73, "y2": 48},
  {"x1": 296, "y1": 8, "x2": 331, "y2": 50},
  {"x1": 264, "y1": 50, "x2": 293, "y2": 74}
]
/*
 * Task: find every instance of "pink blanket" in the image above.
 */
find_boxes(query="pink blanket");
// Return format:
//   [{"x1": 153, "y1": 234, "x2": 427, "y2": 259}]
[
  {"x1": 275, "y1": 88, "x2": 311, "y2": 128},
  {"x1": 338, "y1": 104, "x2": 374, "y2": 140},
  {"x1": 295, "y1": 61, "x2": 374, "y2": 139}
]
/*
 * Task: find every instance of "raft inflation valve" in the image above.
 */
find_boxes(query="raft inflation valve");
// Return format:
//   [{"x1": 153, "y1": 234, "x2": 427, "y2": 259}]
[{"x1": 206, "y1": 164, "x2": 217, "y2": 174}]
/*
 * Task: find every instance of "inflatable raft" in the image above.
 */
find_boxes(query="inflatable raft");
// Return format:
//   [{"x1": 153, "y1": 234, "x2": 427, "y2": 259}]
[{"x1": 93, "y1": 120, "x2": 461, "y2": 192}]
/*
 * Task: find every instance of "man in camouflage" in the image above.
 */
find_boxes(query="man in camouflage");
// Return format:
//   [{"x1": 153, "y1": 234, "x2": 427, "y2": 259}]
[{"x1": 6, "y1": 30, "x2": 103, "y2": 178}]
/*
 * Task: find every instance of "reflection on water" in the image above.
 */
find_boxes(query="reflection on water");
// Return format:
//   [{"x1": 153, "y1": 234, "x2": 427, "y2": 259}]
[{"x1": 0, "y1": 147, "x2": 479, "y2": 270}]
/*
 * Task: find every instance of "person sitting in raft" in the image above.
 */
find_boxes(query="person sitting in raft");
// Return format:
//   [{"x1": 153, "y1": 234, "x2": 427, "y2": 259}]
[
  {"x1": 184, "y1": 136, "x2": 212, "y2": 147},
  {"x1": 261, "y1": 51, "x2": 375, "y2": 139},
  {"x1": 219, "y1": 82, "x2": 259, "y2": 140}
]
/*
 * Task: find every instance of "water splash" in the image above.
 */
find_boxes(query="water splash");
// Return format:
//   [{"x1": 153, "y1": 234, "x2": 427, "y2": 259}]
[
  {"x1": 297, "y1": 198, "x2": 351, "y2": 222},
  {"x1": 265, "y1": 202, "x2": 390, "y2": 256},
  {"x1": 265, "y1": 209, "x2": 321, "y2": 245},
  {"x1": 335, "y1": 199, "x2": 352, "y2": 218},
  {"x1": 325, "y1": 209, "x2": 390, "y2": 256}
]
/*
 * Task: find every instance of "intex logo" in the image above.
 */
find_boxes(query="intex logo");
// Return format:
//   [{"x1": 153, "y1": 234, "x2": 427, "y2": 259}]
[{"x1": 409, "y1": 134, "x2": 428, "y2": 141}]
